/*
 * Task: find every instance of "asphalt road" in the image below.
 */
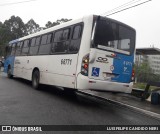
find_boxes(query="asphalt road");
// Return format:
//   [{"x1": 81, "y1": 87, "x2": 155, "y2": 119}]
[{"x1": 0, "y1": 72, "x2": 160, "y2": 134}]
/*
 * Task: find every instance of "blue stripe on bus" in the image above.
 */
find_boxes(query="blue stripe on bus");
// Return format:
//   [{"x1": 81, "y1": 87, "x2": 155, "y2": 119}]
[
  {"x1": 9, "y1": 39, "x2": 19, "y2": 44},
  {"x1": 111, "y1": 53, "x2": 134, "y2": 83},
  {"x1": 4, "y1": 56, "x2": 15, "y2": 74}
]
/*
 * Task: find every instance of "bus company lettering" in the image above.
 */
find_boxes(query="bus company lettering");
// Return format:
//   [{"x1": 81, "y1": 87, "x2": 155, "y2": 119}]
[
  {"x1": 11, "y1": 126, "x2": 42, "y2": 131},
  {"x1": 96, "y1": 57, "x2": 108, "y2": 63},
  {"x1": 123, "y1": 61, "x2": 132, "y2": 66},
  {"x1": 61, "y1": 59, "x2": 72, "y2": 65},
  {"x1": 28, "y1": 127, "x2": 42, "y2": 131}
]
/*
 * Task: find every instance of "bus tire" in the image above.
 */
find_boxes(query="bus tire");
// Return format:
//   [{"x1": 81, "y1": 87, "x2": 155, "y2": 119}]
[
  {"x1": 32, "y1": 70, "x2": 40, "y2": 90},
  {"x1": 7, "y1": 66, "x2": 13, "y2": 79}
]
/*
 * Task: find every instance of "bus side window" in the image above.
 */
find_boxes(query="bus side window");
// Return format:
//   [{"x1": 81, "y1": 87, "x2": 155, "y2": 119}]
[
  {"x1": 41, "y1": 34, "x2": 47, "y2": 45},
  {"x1": 11, "y1": 43, "x2": 16, "y2": 56},
  {"x1": 69, "y1": 25, "x2": 82, "y2": 53},
  {"x1": 29, "y1": 37, "x2": 39, "y2": 56},
  {"x1": 35, "y1": 36, "x2": 41, "y2": 46},
  {"x1": 54, "y1": 30, "x2": 63, "y2": 42},
  {"x1": 63, "y1": 29, "x2": 70, "y2": 40},
  {"x1": 31, "y1": 38, "x2": 36, "y2": 47},
  {"x1": 38, "y1": 33, "x2": 52, "y2": 55},
  {"x1": 15, "y1": 42, "x2": 22, "y2": 56},
  {"x1": 21, "y1": 40, "x2": 29, "y2": 56},
  {"x1": 52, "y1": 29, "x2": 70, "y2": 53}
]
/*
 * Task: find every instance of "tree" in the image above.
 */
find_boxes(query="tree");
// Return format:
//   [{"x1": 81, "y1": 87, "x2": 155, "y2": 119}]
[
  {"x1": 45, "y1": 21, "x2": 53, "y2": 28},
  {"x1": 0, "y1": 22, "x2": 11, "y2": 56},
  {"x1": 57, "y1": 18, "x2": 72, "y2": 24},
  {"x1": 0, "y1": 16, "x2": 26, "y2": 56},
  {"x1": 3, "y1": 15, "x2": 26, "y2": 39},
  {"x1": 135, "y1": 62, "x2": 157, "y2": 83},
  {"x1": 45, "y1": 18, "x2": 72, "y2": 28},
  {"x1": 25, "y1": 19, "x2": 42, "y2": 35},
  {"x1": 0, "y1": 21, "x2": 2, "y2": 27}
]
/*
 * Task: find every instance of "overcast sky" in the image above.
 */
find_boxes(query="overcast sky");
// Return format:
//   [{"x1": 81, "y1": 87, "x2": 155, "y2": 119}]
[{"x1": 0, "y1": 0, "x2": 159, "y2": 48}]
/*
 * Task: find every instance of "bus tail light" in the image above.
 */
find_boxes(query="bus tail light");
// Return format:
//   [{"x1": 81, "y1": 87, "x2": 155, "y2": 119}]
[
  {"x1": 81, "y1": 54, "x2": 89, "y2": 76},
  {"x1": 131, "y1": 69, "x2": 135, "y2": 81}
]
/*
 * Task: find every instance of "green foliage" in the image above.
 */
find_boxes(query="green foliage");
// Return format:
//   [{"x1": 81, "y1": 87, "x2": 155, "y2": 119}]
[
  {"x1": 135, "y1": 62, "x2": 160, "y2": 83},
  {"x1": 4, "y1": 15, "x2": 26, "y2": 39},
  {"x1": 133, "y1": 83, "x2": 146, "y2": 89},
  {"x1": 0, "y1": 15, "x2": 26, "y2": 56},
  {"x1": 45, "y1": 21, "x2": 53, "y2": 28},
  {"x1": 25, "y1": 19, "x2": 43, "y2": 35},
  {"x1": 45, "y1": 18, "x2": 72, "y2": 28}
]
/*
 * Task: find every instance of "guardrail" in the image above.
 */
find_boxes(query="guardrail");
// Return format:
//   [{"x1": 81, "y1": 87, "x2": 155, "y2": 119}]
[{"x1": 141, "y1": 81, "x2": 160, "y2": 101}]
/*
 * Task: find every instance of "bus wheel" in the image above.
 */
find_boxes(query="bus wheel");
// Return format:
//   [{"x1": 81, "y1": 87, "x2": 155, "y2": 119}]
[
  {"x1": 7, "y1": 66, "x2": 13, "y2": 79},
  {"x1": 32, "y1": 70, "x2": 40, "y2": 90}
]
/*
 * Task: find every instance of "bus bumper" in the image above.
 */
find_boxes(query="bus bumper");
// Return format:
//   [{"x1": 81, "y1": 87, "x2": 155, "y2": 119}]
[{"x1": 77, "y1": 74, "x2": 133, "y2": 94}]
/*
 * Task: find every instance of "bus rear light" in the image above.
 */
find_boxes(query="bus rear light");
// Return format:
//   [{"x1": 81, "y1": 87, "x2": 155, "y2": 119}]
[
  {"x1": 111, "y1": 53, "x2": 117, "y2": 57},
  {"x1": 89, "y1": 81, "x2": 96, "y2": 83},
  {"x1": 131, "y1": 69, "x2": 135, "y2": 81},
  {"x1": 83, "y1": 64, "x2": 88, "y2": 69},
  {"x1": 84, "y1": 59, "x2": 88, "y2": 63},
  {"x1": 81, "y1": 54, "x2": 89, "y2": 76}
]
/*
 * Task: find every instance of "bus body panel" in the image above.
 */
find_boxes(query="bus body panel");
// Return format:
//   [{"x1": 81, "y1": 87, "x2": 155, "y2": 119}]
[
  {"x1": 112, "y1": 53, "x2": 134, "y2": 83},
  {"x1": 76, "y1": 48, "x2": 134, "y2": 93},
  {"x1": 74, "y1": 15, "x2": 93, "y2": 78},
  {"x1": 88, "y1": 48, "x2": 134, "y2": 83},
  {"x1": 77, "y1": 73, "x2": 133, "y2": 93},
  {"x1": 14, "y1": 56, "x2": 47, "y2": 81},
  {"x1": 46, "y1": 54, "x2": 78, "y2": 88},
  {"x1": 88, "y1": 48, "x2": 114, "y2": 81},
  {"x1": 14, "y1": 54, "x2": 78, "y2": 88},
  {"x1": 75, "y1": 15, "x2": 135, "y2": 93}
]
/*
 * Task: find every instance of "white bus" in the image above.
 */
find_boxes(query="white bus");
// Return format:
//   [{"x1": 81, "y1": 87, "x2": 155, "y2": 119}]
[{"x1": 4, "y1": 15, "x2": 136, "y2": 93}]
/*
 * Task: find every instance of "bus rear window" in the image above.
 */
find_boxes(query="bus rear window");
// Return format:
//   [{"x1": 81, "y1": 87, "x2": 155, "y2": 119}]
[{"x1": 93, "y1": 19, "x2": 135, "y2": 55}]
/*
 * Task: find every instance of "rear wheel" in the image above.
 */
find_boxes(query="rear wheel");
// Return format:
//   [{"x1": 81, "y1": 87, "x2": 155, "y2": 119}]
[
  {"x1": 32, "y1": 70, "x2": 40, "y2": 90},
  {"x1": 7, "y1": 66, "x2": 13, "y2": 79}
]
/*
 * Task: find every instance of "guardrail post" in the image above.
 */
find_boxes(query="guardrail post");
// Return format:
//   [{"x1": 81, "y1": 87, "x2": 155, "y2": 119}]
[{"x1": 141, "y1": 83, "x2": 150, "y2": 101}]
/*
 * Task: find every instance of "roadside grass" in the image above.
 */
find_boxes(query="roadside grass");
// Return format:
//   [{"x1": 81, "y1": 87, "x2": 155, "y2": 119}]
[{"x1": 133, "y1": 82, "x2": 159, "y2": 91}]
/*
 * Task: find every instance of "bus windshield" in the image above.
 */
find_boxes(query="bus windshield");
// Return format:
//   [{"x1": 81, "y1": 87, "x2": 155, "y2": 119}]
[{"x1": 93, "y1": 18, "x2": 135, "y2": 55}]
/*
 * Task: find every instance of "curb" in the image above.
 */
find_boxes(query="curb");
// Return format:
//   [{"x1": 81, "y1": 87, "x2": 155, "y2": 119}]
[{"x1": 77, "y1": 90, "x2": 160, "y2": 120}]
